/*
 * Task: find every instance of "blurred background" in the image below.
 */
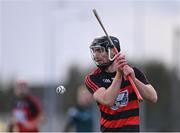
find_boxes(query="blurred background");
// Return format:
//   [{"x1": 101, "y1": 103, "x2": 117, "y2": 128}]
[{"x1": 0, "y1": 0, "x2": 180, "y2": 131}]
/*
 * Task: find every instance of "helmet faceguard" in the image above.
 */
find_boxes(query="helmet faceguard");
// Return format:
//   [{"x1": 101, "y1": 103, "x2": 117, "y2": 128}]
[{"x1": 90, "y1": 36, "x2": 121, "y2": 70}]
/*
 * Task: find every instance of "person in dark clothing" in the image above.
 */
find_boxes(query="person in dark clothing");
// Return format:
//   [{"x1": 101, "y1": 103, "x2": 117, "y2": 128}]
[
  {"x1": 85, "y1": 36, "x2": 158, "y2": 132},
  {"x1": 64, "y1": 85, "x2": 94, "y2": 132}
]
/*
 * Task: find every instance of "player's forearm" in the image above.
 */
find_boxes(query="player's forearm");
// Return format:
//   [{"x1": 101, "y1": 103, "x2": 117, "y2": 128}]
[
  {"x1": 95, "y1": 71, "x2": 122, "y2": 106},
  {"x1": 105, "y1": 77, "x2": 122, "y2": 105},
  {"x1": 135, "y1": 78, "x2": 158, "y2": 103}
]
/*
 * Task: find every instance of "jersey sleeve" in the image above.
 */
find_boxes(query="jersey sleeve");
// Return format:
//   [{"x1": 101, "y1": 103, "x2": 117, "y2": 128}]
[
  {"x1": 85, "y1": 75, "x2": 100, "y2": 95},
  {"x1": 133, "y1": 67, "x2": 149, "y2": 85}
]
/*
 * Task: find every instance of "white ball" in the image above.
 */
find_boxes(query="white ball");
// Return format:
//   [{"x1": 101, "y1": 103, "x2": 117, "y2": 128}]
[{"x1": 56, "y1": 85, "x2": 66, "y2": 94}]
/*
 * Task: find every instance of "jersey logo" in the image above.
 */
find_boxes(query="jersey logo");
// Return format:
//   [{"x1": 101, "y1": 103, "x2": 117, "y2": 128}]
[
  {"x1": 102, "y1": 78, "x2": 111, "y2": 83},
  {"x1": 111, "y1": 90, "x2": 129, "y2": 110}
]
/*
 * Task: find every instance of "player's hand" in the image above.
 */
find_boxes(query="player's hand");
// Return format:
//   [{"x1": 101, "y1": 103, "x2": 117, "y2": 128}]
[
  {"x1": 122, "y1": 65, "x2": 135, "y2": 81},
  {"x1": 113, "y1": 53, "x2": 128, "y2": 72}
]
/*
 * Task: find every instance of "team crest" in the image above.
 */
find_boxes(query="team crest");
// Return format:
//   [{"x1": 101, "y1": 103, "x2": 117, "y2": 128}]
[{"x1": 111, "y1": 90, "x2": 129, "y2": 110}]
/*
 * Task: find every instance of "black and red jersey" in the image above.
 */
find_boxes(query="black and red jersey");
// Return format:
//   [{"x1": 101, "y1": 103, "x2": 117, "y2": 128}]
[
  {"x1": 12, "y1": 95, "x2": 42, "y2": 132},
  {"x1": 85, "y1": 67, "x2": 149, "y2": 132}
]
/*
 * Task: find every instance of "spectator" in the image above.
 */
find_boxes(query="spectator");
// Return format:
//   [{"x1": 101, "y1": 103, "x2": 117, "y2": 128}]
[{"x1": 64, "y1": 85, "x2": 94, "y2": 132}]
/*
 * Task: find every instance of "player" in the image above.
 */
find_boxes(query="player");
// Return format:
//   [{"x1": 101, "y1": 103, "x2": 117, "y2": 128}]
[
  {"x1": 8, "y1": 79, "x2": 44, "y2": 132},
  {"x1": 85, "y1": 36, "x2": 158, "y2": 132}
]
